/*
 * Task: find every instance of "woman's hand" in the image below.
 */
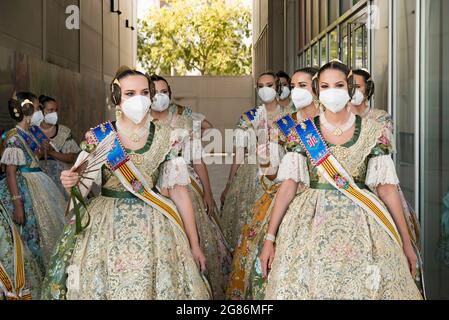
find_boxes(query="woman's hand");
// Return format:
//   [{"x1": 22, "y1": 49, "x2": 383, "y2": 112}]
[
  {"x1": 202, "y1": 191, "x2": 215, "y2": 216},
  {"x1": 191, "y1": 245, "x2": 207, "y2": 273},
  {"x1": 60, "y1": 168, "x2": 80, "y2": 189},
  {"x1": 42, "y1": 140, "x2": 56, "y2": 156},
  {"x1": 220, "y1": 183, "x2": 230, "y2": 206},
  {"x1": 403, "y1": 241, "x2": 418, "y2": 279},
  {"x1": 259, "y1": 240, "x2": 276, "y2": 279},
  {"x1": 34, "y1": 146, "x2": 45, "y2": 159},
  {"x1": 13, "y1": 203, "x2": 25, "y2": 225}
]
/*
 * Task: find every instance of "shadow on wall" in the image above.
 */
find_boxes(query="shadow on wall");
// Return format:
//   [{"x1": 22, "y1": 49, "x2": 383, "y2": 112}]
[{"x1": 0, "y1": 45, "x2": 109, "y2": 142}]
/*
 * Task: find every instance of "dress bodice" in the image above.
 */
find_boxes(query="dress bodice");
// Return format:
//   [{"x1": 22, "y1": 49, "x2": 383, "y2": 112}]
[
  {"x1": 100, "y1": 122, "x2": 176, "y2": 192},
  {"x1": 283, "y1": 116, "x2": 393, "y2": 186}
]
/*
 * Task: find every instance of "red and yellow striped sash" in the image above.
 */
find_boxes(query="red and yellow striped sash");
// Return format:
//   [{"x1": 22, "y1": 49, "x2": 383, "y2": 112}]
[
  {"x1": 115, "y1": 162, "x2": 186, "y2": 235},
  {"x1": 319, "y1": 156, "x2": 402, "y2": 247},
  {"x1": 0, "y1": 222, "x2": 32, "y2": 300}
]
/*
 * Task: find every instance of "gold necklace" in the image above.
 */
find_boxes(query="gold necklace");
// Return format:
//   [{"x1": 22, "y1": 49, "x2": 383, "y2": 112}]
[
  {"x1": 320, "y1": 111, "x2": 356, "y2": 136},
  {"x1": 116, "y1": 117, "x2": 152, "y2": 143}
]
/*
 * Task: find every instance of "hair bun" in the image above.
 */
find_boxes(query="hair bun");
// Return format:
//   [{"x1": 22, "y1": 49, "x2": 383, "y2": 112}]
[
  {"x1": 114, "y1": 65, "x2": 133, "y2": 79},
  {"x1": 329, "y1": 58, "x2": 344, "y2": 64}
]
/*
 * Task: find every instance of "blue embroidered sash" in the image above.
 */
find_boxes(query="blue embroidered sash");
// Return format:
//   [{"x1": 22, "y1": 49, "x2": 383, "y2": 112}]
[
  {"x1": 275, "y1": 114, "x2": 298, "y2": 139},
  {"x1": 244, "y1": 108, "x2": 258, "y2": 123},
  {"x1": 16, "y1": 128, "x2": 39, "y2": 154},
  {"x1": 29, "y1": 126, "x2": 49, "y2": 146},
  {"x1": 293, "y1": 118, "x2": 402, "y2": 247},
  {"x1": 90, "y1": 122, "x2": 187, "y2": 238}
]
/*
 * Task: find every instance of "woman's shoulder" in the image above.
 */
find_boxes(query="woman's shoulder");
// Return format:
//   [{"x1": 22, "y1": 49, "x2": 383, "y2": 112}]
[
  {"x1": 361, "y1": 116, "x2": 394, "y2": 156},
  {"x1": 369, "y1": 108, "x2": 392, "y2": 124},
  {"x1": 237, "y1": 105, "x2": 260, "y2": 129},
  {"x1": 57, "y1": 124, "x2": 72, "y2": 136},
  {"x1": 4, "y1": 128, "x2": 22, "y2": 146},
  {"x1": 170, "y1": 103, "x2": 193, "y2": 117}
]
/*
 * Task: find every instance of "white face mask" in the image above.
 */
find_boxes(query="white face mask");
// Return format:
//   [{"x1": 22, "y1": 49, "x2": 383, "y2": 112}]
[
  {"x1": 351, "y1": 89, "x2": 365, "y2": 106},
  {"x1": 258, "y1": 87, "x2": 277, "y2": 104},
  {"x1": 44, "y1": 112, "x2": 58, "y2": 125},
  {"x1": 30, "y1": 110, "x2": 44, "y2": 126},
  {"x1": 291, "y1": 88, "x2": 314, "y2": 110},
  {"x1": 152, "y1": 93, "x2": 171, "y2": 112},
  {"x1": 121, "y1": 95, "x2": 151, "y2": 125},
  {"x1": 279, "y1": 86, "x2": 291, "y2": 100},
  {"x1": 319, "y1": 88, "x2": 350, "y2": 113}
]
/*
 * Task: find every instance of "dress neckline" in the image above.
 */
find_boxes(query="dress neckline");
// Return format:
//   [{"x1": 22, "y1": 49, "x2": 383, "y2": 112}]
[
  {"x1": 314, "y1": 115, "x2": 362, "y2": 148},
  {"x1": 112, "y1": 121, "x2": 156, "y2": 154}
]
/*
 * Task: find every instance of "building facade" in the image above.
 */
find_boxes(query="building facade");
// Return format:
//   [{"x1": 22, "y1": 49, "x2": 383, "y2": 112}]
[
  {"x1": 254, "y1": 0, "x2": 449, "y2": 299},
  {"x1": 0, "y1": 0, "x2": 138, "y2": 141}
]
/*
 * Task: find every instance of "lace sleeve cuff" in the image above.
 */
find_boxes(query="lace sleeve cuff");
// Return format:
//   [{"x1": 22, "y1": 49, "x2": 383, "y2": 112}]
[
  {"x1": 234, "y1": 128, "x2": 248, "y2": 148},
  {"x1": 191, "y1": 112, "x2": 206, "y2": 123},
  {"x1": 365, "y1": 155, "x2": 400, "y2": 191},
  {"x1": 277, "y1": 152, "x2": 310, "y2": 185},
  {"x1": 157, "y1": 157, "x2": 191, "y2": 189},
  {"x1": 0, "y1": 147, "x2": 26, "y2": 166},
  {"x1": 265, "y1": 142, "x2": 285, "y2": 169}
]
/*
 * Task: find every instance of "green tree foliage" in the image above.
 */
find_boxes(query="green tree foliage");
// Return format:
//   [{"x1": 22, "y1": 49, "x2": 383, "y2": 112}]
[{"x1": 138, "y1": 0, "x2": 252, "y2": 76}]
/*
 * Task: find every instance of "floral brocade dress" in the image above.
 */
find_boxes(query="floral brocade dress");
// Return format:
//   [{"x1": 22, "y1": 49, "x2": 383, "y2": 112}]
[
  {"x1": 160, "y1": 104, "x2": 232, "y2": 300},
  {"x1": 39, "y1": 124, "x2": 81, "y2": 200},
  {"x1": 41, "y1": 122, "x2": 211, "y2": 300},
  {"x1": 220, "y1": 105, "x2": 288, "y2": 250},
  {"x1": 226, "y1": 111, "x2": 306, "y2": 300},
  {"x1": 263, "y1": 116, "x2": 422, "y2": 300},
  {"x1": 0, "y1": 127, "x2": 66, "y2": 274},
  {"x1": 0, "y1": 201, "x2": 42, "y2": 300},
  {"x1": 364, "y1": 108, "x2": 422, "y2": 274}
]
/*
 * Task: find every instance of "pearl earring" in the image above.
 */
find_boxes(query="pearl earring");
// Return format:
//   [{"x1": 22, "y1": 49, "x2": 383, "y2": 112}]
[{"x1": 115, "y1": 107, "x2": 122, "y2": 120}]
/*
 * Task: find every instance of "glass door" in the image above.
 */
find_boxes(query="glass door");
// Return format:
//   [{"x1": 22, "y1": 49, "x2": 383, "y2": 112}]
[
  {"x1": 349, "y1": 12, "x2": 368, "y2": 68},
  {"x1": 340, "y1": 23, "x2": 349, "y2": 64},
  {"x1": 422, "y1": 0, "x2": 449, "y2": 300},
  {"x1": 393, "y1": 0, "x2": 417, "y2": 210}
]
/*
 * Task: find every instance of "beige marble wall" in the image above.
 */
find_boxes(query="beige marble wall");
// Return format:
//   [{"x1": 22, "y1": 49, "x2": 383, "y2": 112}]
[
  {"x1": 165, "y1": 76, "x2": 255, "y2": 140},
  {"x1": 0, "y1": 46, "x2": 107, "y2": 142},
  {"x1": 0, "y1": 0, "x2": 137, "y2": 141}
]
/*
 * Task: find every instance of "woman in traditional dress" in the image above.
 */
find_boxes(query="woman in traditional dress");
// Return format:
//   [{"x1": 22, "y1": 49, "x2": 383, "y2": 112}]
[
  {"x1": 350, "y1": 68, "x2": 424, "y2": 294},
  {"x1": 37, "y1": 95, "x2": 81, "y2": 199},
  {"x1": 0, "y1": 92, "x2": 66, "y2": 275},
  {"x1": 0, "y1": 201, "x2": 42, "y2": 300},
  {"x1": 259, "y1": 60, "x2": 422, "y2": 300},
  {"x1": 148, "y1": 75, "x2": 231, "y2": 299},
  {"x1": 220, "y1": 72, "x2": 289, "y2": 250},
  {"x1": 276, "y1": 71, "x2": 293, "y2": 110},
  {"x1": 41, "y1": 67, "x2": 211, "y2": 300},
  {"x1": 350, "y1": 68, "x2": 392, "y2": 123},
  {"x1": 226, "y1": 67, "x2": 320, "y2": 300}
]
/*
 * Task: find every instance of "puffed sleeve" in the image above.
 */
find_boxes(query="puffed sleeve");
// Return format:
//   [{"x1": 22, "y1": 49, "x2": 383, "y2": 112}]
[
  {"x1": 267, "y1": 141, "x2": 285, "y2": 169},
  {"x1": 276, "y1": 152, "x2": 310, "y2": 186},
  {"x1": 234, "y1": 128, "x2": 249, "y2": 148},
  {"x1": 365, "y1": 124, "x2": 400, "y2": 191},
  {"x1": 365, "y1": 155, "x2": 400, "y2": 191},
  {"x1": 191, "y1": 112, "x2": 206, "y2": 123},
  {"x1": 157, "y1": 156, "x2": 191, "y2": 189},
  {"x1": 1, "y1": 137, "x2": 26, "y2": 166}
]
